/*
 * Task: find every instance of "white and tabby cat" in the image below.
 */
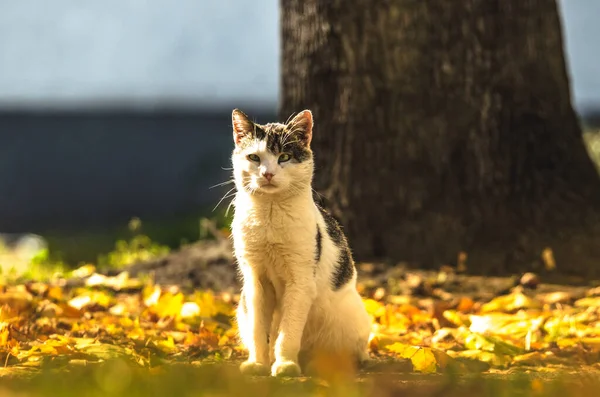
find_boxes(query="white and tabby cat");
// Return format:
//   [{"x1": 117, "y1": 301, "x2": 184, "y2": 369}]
[{"x1": 230, "y1": 109, "x2": 371, "y2": 377}]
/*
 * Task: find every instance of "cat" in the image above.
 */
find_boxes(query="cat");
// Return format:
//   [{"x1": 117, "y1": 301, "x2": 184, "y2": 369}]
[{"x1": 229, "y1": 108, "x2": 371, "y2": 377}]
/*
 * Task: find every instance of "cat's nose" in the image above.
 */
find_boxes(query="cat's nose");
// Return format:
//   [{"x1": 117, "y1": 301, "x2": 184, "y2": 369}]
[{"x1": 263, "y1": 172, "x2": 274, "y2": 181}]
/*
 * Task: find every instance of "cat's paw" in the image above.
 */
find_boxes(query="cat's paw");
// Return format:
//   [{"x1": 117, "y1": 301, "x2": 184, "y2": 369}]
[
  {"x1": 239, "y1": 360, "x2": 270, "y2": 376},
  {"x1": 271, "y1": 360, "x2": 302, "y2": 377}
]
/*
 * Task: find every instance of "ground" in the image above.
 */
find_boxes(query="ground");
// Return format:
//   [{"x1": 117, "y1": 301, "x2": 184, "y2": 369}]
[{"x1": 2, "y1": 226, "x2": 600, "y2": 397}]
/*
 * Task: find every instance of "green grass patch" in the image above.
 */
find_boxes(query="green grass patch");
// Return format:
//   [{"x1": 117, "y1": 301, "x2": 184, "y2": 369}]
[
  {"x1": 41, "y1": 206, "x2": 233, "y2": 267},
  {"x1": 0, "y1": 360, "x2": 595, "y2": 397}
]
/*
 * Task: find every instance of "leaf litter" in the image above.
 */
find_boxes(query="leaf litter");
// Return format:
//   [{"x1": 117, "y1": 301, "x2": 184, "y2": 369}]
[{"x1": 0, "y1": 258, "x2": 599, "y2": 387}]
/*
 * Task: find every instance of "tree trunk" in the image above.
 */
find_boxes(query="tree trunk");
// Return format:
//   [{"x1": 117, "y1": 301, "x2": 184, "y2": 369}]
[{"x1": 280, "y1": 0, "x2": 600, "y2": 277}]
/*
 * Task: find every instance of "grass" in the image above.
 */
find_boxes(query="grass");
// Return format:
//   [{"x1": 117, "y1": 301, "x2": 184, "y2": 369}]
[
  {"x1": 0, "y1": 360, "x2": 597, "y2": 397},
  {"x1": 39, "y1": 206, "x2": 233, "y2": 267}
]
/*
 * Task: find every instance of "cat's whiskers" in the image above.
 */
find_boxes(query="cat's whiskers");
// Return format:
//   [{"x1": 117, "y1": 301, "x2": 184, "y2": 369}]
[
  {"x1": 213, "y1": 186, "x2": 237, "y2": 212},
  {"x1": 281, "y1": 122, "x2": 303, "y2": 147},
  {"x1": 280, "y1": 130, "x2": 293, "y2": 148},
  {"x1": 282, "y1": 139, "x2": 301, "y2": 150},
  {"x1": 284, "y1": 111, "x2": 297, "y2": 125},
  {"x1": 225, "y1": 196, "x2": 236, "y2": 217},
  {"x1": 209, "y1": 179, "x2": 235, "y2": 189},
  {"x1": 312, "y1": 188, "x2": 324, "y2": 201},
  {"x1": 281, "y1": 120, "x2": 302, "y2": 147},
  {"x1": 281, "y1": 120, "x2": 305, "y2": 146}
]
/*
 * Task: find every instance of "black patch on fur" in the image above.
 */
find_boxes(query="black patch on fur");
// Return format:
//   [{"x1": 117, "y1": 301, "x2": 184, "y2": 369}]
[
  {"x1": 316, "y1": 204, "x2": 355, "y2": 290},
  {"x1": 318, "y1": 205, "x2": 343, "y2": 245},
  {"x1": 236, "y1": 121, "x2": 312, "y2": 162},
  {"x1": 332, "y1": 247, "x2": 354, "y2": 290},
  {"x1": 312, "y1": 190, "x2": 329, "y2": 208},
  {"x1": 254, "y1": 125, "x2": 266, "y2": 140},
  {"x1": 315, "y1": 225, "x2": 322, "y2": 263}
]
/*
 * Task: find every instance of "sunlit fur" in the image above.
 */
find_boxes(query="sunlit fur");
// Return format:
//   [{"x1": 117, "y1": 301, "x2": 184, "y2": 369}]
[{"x1": 229, "y1": 109, "x2": 371, "y2": 377}]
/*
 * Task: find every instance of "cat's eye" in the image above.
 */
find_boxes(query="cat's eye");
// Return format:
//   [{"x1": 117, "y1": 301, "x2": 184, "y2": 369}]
[
  {"x1": 247, "y1": 154, "x2": 260, "y2": 162},
  {"x1": 278, "y1": 153, "x2": 292, "y2": 163}
]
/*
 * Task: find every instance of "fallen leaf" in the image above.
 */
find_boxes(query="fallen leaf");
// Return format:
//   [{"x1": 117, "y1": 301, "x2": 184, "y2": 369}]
[
  {"x1": 480, "y1": 291, "x2": 542, "y2": 313},
  {"x1": 385, "y1": 343, "x2": 453, "y2": 373}
]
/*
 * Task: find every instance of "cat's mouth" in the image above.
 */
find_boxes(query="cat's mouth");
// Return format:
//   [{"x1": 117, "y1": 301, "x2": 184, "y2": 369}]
[{"x1": 257, "y1": 181, "x2": 280, "y2": 192}]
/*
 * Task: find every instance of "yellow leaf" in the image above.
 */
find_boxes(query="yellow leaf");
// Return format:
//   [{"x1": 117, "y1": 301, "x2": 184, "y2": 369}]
[
  {"x1": 58, "y1": 303, "x2": 83, "y2": 318},
  {"x1": 68, "y1": 295, "x2": 91, "y2": 310},
  {"x1": 368, "y1": 332, "x2": 403, "y2": 352},
  {"x1": 443, "y1": 310, "x2": 468, "y2": 327},
  {"x1": 153, "y1": 292, "x2": 184, "y2": 319},
  {"x1": 126, "y1": 327, "x2": 145, "y2": 340},
  {"x1": 556, "y1": 338, "x2": 579, "y2": 349},
  {"x1": 109, "y1": 303, "x2": 126, "y2": 316},
  {"x1": 143, "y1": 285, "x2": 162, "y2": 307},
  {"x1": 0, "y1": 322, "x2": 9, "y2": 347},
  {"x1": 85, "y1": 271, "x2": 142, "y2": 290},
  {"x1": 47, "y1": 286, "x2": 63, "y2": 301},
  {"x1": 73, "y1": 338, "x2": 97, "y2": 350},
  {"x1": 480, "y1": 291, "x2": 542, "y2": 313},
  {"x1": 155, "y1": 336, "x2": 177, "y2": 354},
  {"x1": 457, "y1": 328, "x2": 525, "y2": 356},
  {"x1": 449, "y1": 349, "x2": 510, "y2": 368},
  {"x1": 363, "y1": 299, "x2": 386, "y2": 318},
  {"x1": 469, "y1": 313, "x2": 545, "y2": 339},
  {"x1": 386, "y1": 343, "x2": 437, "y2": 373},
  {"x1": 539, "y1": 291, "x2": 571, "y2": 305},
  {"x1": 580, "y1": 337, "x2": 600, "y2": 350},
  {"x1": 574, "y1": 297, "x2": 600, "y2": 308},
  {"x1": 71, "y1": 264, "x2": 96, "y2": 278},
  {"x1": 189, "y1": 291, "x2": 233, "y2": 319},
  {"x1": 218, "y1": 334, "x2": 230, "y2": 346},
  {"x1": 558, "y1": 337, "x2": 600, "y2": 351},
  {"x1": 68, "y1": 291, "x2": 112, "y2": 310},
  {"x1": 85, "y1": 273, "x2": 109, "y2": 287}
]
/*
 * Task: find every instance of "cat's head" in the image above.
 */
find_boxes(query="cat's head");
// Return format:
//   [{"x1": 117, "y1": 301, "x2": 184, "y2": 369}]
[{"x1": 231, "y1": 109, "x2": 314, "y2": 197}]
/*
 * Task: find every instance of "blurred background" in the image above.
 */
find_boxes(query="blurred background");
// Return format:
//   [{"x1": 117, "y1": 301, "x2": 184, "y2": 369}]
[{"x1": 0, "y1": 0, "x2": 599, "y2": 264}]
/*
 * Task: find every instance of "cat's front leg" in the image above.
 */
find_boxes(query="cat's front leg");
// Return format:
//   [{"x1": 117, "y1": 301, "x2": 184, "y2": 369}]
[
  {"x1": 238, "y1": 272, "x2": 276, "y2": 376},
  {"x1": 272, "y1": 278, "x2": 316, "y2": 377},
  {"x1": 269, "y1": 308, "x2": 282, "y2": 364}
]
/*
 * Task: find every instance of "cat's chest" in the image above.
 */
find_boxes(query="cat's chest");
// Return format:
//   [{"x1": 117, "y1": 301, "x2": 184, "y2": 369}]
[
  {"x1": 233, "y1": 203, "x2": 317, "y2": 267},
  {"x1": 238, "y1": 213, "x2": 313, "y2": 249}
]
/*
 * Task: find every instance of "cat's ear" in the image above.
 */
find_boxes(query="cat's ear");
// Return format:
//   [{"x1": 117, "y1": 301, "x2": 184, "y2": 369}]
[
  {"x1": 232, "y1": 109, "x2": 254, "y2": 145},
  {"x1": 287, "y1": 110, "x2": 313, "y2": 146}
]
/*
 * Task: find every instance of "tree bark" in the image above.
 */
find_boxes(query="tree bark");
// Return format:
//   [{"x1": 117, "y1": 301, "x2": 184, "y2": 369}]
[{"x1": 280, "y1": 0, "x2": 600, "y2": 277}]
